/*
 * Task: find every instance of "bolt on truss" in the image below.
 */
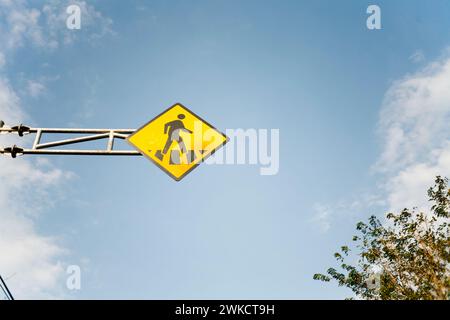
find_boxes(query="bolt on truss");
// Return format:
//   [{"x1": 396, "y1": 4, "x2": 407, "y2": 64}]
[{"x1": 0, "y1": 121, "x2": 142, "y2": 158}]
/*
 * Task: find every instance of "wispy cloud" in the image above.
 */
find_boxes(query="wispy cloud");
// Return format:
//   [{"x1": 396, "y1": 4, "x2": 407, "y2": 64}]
[
  {"x1": 0, "y1": 0, "x2": 44, "y2": 50},
  {"x1": 311, "y1": 204, "x2": 332, "y2": 233},
  {"x1": 311, "y1": 50, "x2": 450, "y2": 231},
  {"x1": 376, "y1": 51, "x2": 450, "y2": 212},
  {"x1": 311, "y1": 193, "x2": 386, "y2": 234},
  {"x1": 0, "y1": 78, "x2": 24, "y2": 124},
  {"x1": 42, "y1": 0, "x2": 114, "y2": 47},
  {"x1": 409, "y1": 50, "x2": 425, "y2": 63},
  {"x1": 26, "y1": 79, "x2": 46, "y2": 98},
  {"x1": 0, "y1": 0, "x2": 112, "y2": 298},
  {"x1": 0, "y1": 0, "x2": 114, "y2": 53},
  {"x1": 375, "y1": 52, "x2": 450, "y2": 173},
  {"x1": 0, "y1": 79, "x2": 73, "y2": 299},
  {"x1": 0, "y1": 52, "x2": 6, "y2": 69}
]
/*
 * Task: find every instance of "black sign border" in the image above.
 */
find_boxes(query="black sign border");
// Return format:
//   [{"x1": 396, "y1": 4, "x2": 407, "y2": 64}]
[{"x1": 127, "y1": 102, "x2": 229, "y2": 181}]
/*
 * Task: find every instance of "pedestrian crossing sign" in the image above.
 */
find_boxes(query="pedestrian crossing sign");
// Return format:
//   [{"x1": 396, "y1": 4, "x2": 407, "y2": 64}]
[{"x1": 127, "y1": 103, "x2": 228, "y2": 181}]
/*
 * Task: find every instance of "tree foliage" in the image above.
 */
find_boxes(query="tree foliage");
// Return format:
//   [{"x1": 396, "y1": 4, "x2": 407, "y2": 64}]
[{"x1": 314, "y1": 176, "x2": 450, "y2": 300}]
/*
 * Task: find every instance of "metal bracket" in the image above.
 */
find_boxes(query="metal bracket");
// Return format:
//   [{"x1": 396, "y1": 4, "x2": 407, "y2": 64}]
[
  {"x1": 11, "y1": 124, "x2": 30, "y2": 137},
  {"x1": 2, "y1": 145, "x2": 23, "y2": 158},
  {"x1": 0, "y1": 121, "x2": 142, "y2": 158}
]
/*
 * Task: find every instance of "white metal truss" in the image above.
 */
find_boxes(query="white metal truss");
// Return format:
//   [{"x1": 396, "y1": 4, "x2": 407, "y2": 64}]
[{"x1": 0, "y1": 121, "x2": 142, "y2": 158}]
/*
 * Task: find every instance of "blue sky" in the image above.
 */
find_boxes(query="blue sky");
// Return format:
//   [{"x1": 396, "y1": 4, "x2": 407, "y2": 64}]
[{"x1": 1, "y1": 0, "x2": 450, "y2": 299}]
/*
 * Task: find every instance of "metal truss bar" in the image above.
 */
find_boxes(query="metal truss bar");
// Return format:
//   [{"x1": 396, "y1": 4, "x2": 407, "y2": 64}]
[
  {"x1": 35, "y1": 133, "x2": 110, "y2": 149},
  {"x1": 107, "y1": 131, "x2": 114, "y2": 151},
  {"x1": 32, "y1": 129, "x2": 42, "y2": 149},
  {"x1": 20, "y1": 149, "x2": 141, "y2": 156},
  {"x1": 0, "y1": 127, "x2": 135, "y2": 134},
  {"x1": 113, "y1": 133, "x2": 129, "y2": 139},
  {"x1": 0, "y1": 122, "x2": 140, "y2": 158}
]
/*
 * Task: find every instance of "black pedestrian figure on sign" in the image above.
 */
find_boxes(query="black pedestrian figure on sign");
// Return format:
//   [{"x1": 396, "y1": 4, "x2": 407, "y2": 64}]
[{"x1": 155, "y1": 114, "x2": 193, "y2": 161}]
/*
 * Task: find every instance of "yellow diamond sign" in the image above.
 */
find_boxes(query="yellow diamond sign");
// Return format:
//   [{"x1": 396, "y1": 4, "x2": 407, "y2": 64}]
[{"x1": 127, "y1": 103, "x2": 228, "y2": 181}]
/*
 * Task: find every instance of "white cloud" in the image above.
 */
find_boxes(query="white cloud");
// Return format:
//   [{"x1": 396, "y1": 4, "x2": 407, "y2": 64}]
[
  {"x1": 0, "y1": 0, "x2": 112, "y2": 298},
  {"x1": 0, "y1": 78, "x2": 24, "y2": 124},
  {"x1": 0, "y1": 0, "x2": 113, "y2": 51},
  {"x1": 0, "y1": 0, "x2": 48, "y2": 50},
  {"x1": 376, "y1": 53, "x2": 450, "y2": 212},
  {"x1": 375, "y1": 55, "x2": 450, "y2": 172},
  {"x1": 0, "y1": 161, "x2": 69, "y2": 299},
  {"x1": 26, "y1": 79, "x2": 46, "y2": 98},
  {"x1": 311, "y1": 204, "x2": 332, "y2": 233},
  {"x1": 0, "y1": 79, "x2": 73, "y2": 299},
  {"x1": 409, "y1": 50, "x2": 425, "y2": 63},
  {"x1": 0, "y1": 52, "x2": 6, "y2": 68},
  {"x1": 311, "y1": 52, "x2": 450, "y2": 231},
  {"x1": 43, "y1": 0, "x2": 114, "y2": 47},
  {"x1": 385, "y1": 145, "x2": 450, "y2": 212},
  {"x1": 311, "y1": 193, "x2": 386, "y2": 233}
]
